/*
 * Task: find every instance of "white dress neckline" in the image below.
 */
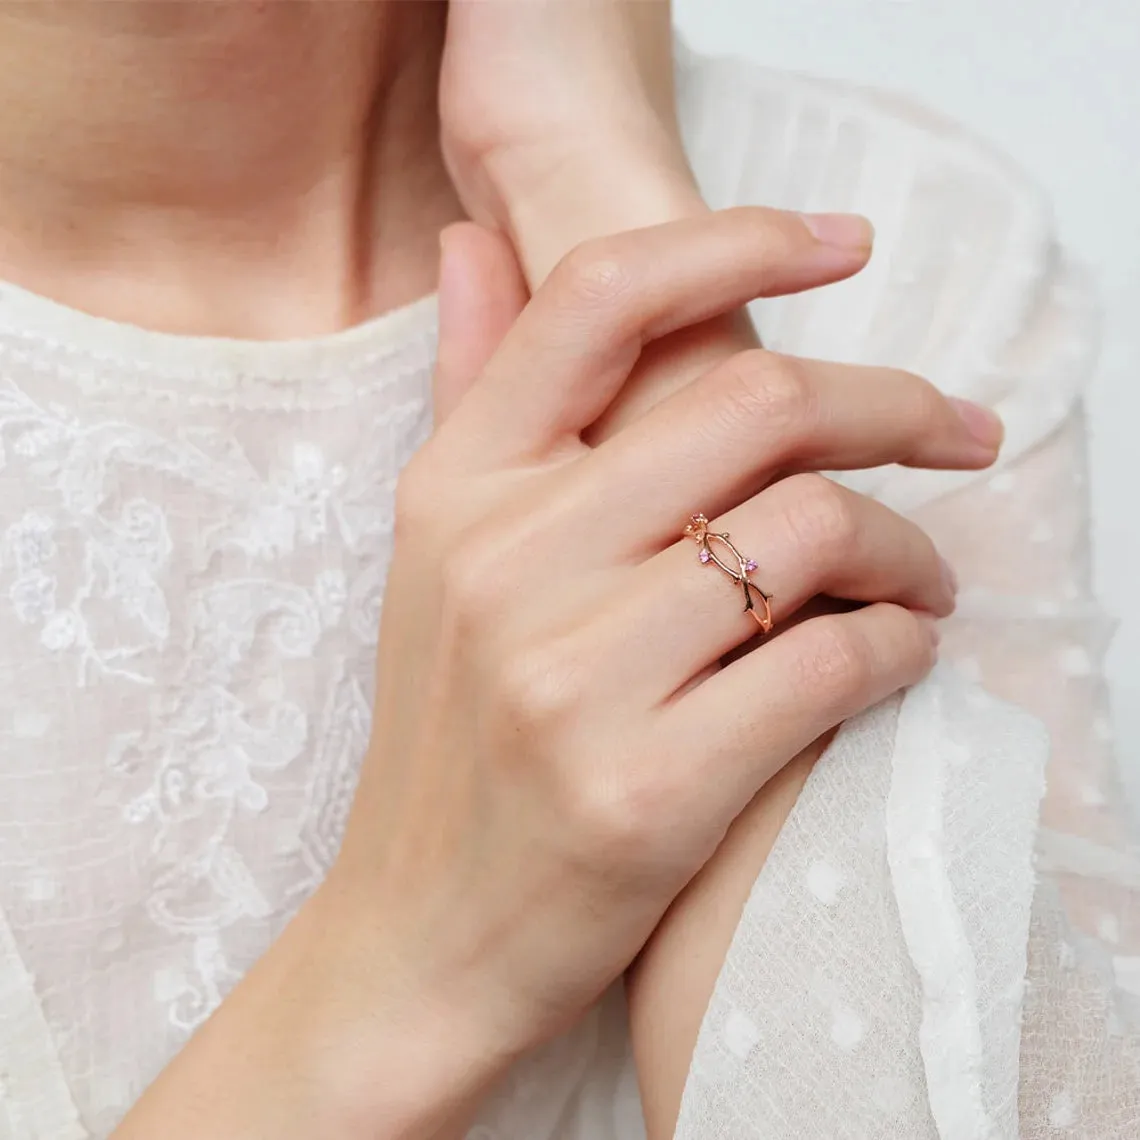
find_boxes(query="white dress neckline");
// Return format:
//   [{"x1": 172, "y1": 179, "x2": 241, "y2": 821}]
[{"x1": 0, "y1": 277, "x2": 439, "y2": 404}]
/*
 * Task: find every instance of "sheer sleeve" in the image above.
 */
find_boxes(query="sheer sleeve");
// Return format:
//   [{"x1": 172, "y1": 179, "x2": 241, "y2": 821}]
[
  {"x1": 670, "y1": 46, "x2": 1140, "y2": 1139},
  {"x1": 916, "y1": 385, "x2": 1140, "y2": 1134},
  {"x1": 917, "y1": 412, "x2": 1140, "y2": 944}
]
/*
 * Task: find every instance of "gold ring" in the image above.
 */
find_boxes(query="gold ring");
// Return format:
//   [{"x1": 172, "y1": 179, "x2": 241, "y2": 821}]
[{"x1": 684, "y1": 513, "x2": 773, "y2": 633}]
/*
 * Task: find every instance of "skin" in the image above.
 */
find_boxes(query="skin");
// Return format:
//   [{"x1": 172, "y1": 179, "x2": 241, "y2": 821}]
[
  {"x1": 436, "y1": 11, "x2": 981, "y2": 1133},
  {"x1": 0, "y1": 3, "x2": 1004, "y2": 1137},
  {"x1": 0, "y1": 1, "x2": 461, "y2": 334}
]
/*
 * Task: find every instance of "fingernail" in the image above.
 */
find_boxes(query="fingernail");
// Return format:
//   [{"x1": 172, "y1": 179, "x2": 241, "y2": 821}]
[
  {"x1": 949, "y1": 397, "x2": 1004, "y2": 450},
  {"x1": 939, "y1": 555, "x2": 959, "y2": 598},
  {"x1": 800, "y1": 212, "x2": 875, "y2": 250}
]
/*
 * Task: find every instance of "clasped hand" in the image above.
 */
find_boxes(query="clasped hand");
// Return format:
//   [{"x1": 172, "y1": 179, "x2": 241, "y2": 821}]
[{"x1": 325, "y1": 206, "x2": 1002, "y2": 1134}]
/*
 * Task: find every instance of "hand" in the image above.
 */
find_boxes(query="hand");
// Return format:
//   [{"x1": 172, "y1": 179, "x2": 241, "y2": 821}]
[
  {"x1": 112, "y1": 208, "x2": 1000, "y2": 1140},
  {"x1": 326, "y1": 208, "x2": 1000, "y2": 1131},
  {"x1": 440, "y1": 0, "x2": 761, "y2": 442},
  {"x1": 440, "y1": 0, "x2": 698, "y2": 280}
]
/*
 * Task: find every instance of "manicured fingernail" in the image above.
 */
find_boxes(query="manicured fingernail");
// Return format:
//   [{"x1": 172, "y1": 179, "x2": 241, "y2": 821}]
[
  {"x1": 800, "y1": 212, "x2": 875, "y2": 250},
  {"x1": 949, "y1": 397, "x2": 1004, "y2": 450},
  {"x1": 939, "y1": 555, "x2": 959, "y2": 598}
]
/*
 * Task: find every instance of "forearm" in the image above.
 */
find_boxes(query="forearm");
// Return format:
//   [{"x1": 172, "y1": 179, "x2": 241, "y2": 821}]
[
  {"x1": 111, "y1": 886, "x2": 506, "y2": 1140},
  {"x1": 627, "y1": 743, "x2": 824, "y2": 1138}
]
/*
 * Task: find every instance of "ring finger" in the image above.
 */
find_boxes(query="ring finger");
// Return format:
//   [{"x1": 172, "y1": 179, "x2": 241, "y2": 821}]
[
  {"x1": 580, "y1": 349, "x2": 1001, "y2": 560},
  {"x1": 599, "y1": 472, "x2": 953, "y2": 704}
]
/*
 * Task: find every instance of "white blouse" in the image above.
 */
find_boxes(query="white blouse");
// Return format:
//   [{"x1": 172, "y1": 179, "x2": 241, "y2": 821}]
[{"x1": 0, "y1": 46, "x2": 1136, "y2": 1139}]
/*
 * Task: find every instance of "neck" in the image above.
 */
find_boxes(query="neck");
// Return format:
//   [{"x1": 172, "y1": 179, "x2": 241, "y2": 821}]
[{"x1": 0, "y1": 1, "x2": 461, "y2": 336}]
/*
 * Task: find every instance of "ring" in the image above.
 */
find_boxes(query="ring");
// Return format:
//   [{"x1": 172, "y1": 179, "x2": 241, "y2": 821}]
[{"x1": 684, "y1": 513, "x2": 774, "y2": 633}]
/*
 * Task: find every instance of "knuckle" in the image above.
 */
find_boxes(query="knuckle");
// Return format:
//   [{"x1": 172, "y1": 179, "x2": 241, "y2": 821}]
[
  {"x1": 439, "y1": 510, "x2": 564, "y2": 637},
  {"x1": 566, "y1": 771, "x2": 659, "y2": 865},
  {"x1": 439, "y1": 533, "x2": 506, "y2": 624},
  {"x1": 733, "y1": 206, "x2": 807, "y2": 260},
  {"x1": 496, "y1": 638, "x2": 586, "y2": 735},
  {"x1": 554, "y1": 241, "x2": 635, "y2": 310},
  {"x1": 783, "y1": 473, "x2": 860, "y2": 560},
  {"x1": 758, "y1": 204, "x2": 813, "y2": 245},
  {"x1": 900, "y1": 371, "x2": 947, "y2": 436},
  {"x1": 915, "y1": 374, "x2": 947, "y2": 424},
  {"x1": 900, "y1": 609, "x2": 940, "y2": 675},
  {"x1": 715, "y1": 351, "x2": 816, "y2": 437},
  {"x1": 755, "y1": 353, "x2": 816, "y2": 419},
  {"x1": 795, "y1": 615, "x2": 874, "y2": 710}
]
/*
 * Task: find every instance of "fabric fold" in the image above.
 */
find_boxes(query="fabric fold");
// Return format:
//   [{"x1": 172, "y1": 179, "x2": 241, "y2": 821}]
[
  {"x1": 887, "y1": 668, "x2": 1048, "y2": 1140},
  {"x1": 0, "y1": 907, "x2": 86, "y2": 1140}
]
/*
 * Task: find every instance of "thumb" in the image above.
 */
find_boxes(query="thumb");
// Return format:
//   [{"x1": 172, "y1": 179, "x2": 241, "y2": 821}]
[{"x1": 434, "y1": 221, "x2": 529, "y2": 423}]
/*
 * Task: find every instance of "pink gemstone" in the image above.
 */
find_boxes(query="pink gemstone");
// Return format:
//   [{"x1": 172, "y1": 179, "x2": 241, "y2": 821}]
[
  {"x1": 699, "y1": 549, "x2": 711, "y2": 563},
  {"x1": 744, "y1": 559, "x2": 758, "y2": 572}
]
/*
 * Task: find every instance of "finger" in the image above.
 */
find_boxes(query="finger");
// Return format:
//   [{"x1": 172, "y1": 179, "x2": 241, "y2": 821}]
[
  {"x1": 434, "y1": 222, "x2": 530, "y2": 424},
  {"x1": 585, "y1": 308, "x2": 760, "y2": 444},
  {"x1": 592, "y1": 475, "x2": 952, "y2": 703},
  {"x1": 658, "y1": 603, "x2": 937, "y2": 819},
  {"x1": 582, "y1": 349, "x2": 1003, "y2": 554},
  {"x1": 449, "y1": 208, "x2": 874, "y2": 467}
]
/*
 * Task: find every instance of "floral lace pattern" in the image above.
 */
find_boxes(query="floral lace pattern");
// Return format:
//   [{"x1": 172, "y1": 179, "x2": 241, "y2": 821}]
[{"x1": 0, "y1": 313, "x2": 439, "y2": 1134}]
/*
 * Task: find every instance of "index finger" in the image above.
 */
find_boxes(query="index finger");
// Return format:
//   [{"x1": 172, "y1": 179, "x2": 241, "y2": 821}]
[{"x1": 445, "y1": 208, "x2": 874, "y2": 470}]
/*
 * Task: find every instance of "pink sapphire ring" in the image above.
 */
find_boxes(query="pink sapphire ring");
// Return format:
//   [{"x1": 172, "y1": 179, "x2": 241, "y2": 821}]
[{"x1": 684, "y1": 513, "x2": 773, "y2": 633}]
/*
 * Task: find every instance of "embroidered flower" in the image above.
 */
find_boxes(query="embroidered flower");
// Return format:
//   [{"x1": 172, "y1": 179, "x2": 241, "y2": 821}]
[
  {"x1": 4, "y1": 511, "x2": 57, "y2": 572},
  {"x1": 40, "y1": 609, "x2": 83, "y2": 651},
  {"x1": 315, "y1": 568, "x2": 348, "y2": 629},
  {"x1": 10, "y1": 571, "x2": 56, "y2": 624}
]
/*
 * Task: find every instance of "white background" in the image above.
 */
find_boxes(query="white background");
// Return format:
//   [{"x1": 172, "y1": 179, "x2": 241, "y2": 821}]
[{"x1": 675, "y1": 0, "x2": 1140, "y2": 770}]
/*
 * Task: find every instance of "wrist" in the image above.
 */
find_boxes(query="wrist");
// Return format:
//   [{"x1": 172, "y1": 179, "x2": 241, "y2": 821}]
[
  {"x1": 288, "y1": 882, "x2": 519, "y2": 1139},
  {"x1": 478, "y1": 134, "x2": 709, "y2": 284},
  {"x1": 114, "y1": 881, "x2": 516, "y2": 1140}
]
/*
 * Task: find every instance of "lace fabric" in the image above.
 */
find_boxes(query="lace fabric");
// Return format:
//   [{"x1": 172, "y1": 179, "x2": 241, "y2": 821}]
[
  {"x1": 0, "y1": 296, "x2": 441, "y2": 1137},
  {"x1": 0, "y1": 47, "x2": 1136, "y2": 1140}
]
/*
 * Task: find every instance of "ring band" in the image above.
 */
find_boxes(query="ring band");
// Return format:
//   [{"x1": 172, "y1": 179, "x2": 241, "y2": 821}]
[{"x1": 684, "y1": 513, "x2": 774, "y2": 633}]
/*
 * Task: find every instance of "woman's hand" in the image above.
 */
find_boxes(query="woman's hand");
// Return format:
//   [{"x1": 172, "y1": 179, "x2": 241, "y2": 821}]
[
  {"x1": 440, "y1": 0, "x2": 761, "y2": 438},
  {"x1": 112, "y1": 208, "x2": 1000, "y2": 1140},
  {"x1": 326, "y1": 209, "x2": 998, "y2": 1132},
  {"x1": 440, "y1": 0, "x2": 699, "y2": 281}
]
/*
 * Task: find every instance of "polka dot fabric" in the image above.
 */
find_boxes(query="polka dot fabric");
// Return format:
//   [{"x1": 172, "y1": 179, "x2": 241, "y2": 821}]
[{"x1": 672, "y1": 47, "x2": 1140, "y2": 1140}]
